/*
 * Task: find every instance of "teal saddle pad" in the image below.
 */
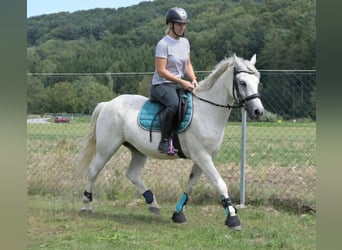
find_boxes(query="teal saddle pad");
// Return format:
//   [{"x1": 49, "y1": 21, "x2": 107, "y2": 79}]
[{"x1": 138, "y1": 92, "x2": 193, "y2": 133}]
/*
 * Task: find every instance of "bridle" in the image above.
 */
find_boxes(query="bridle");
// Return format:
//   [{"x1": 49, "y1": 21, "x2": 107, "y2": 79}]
[{"x1": 192, "y1": 67, "x2": 261, "y2": 109}]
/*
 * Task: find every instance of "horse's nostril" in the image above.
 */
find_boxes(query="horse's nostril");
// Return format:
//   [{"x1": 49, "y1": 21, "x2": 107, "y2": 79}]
[{"x1": 254, "y1": 109, "x2": 263, "y2": 117}]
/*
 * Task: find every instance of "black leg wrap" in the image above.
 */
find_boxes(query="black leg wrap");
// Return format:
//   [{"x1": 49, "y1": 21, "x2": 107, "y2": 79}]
[
  {"x1": 172, "y1": 211, "x2": 187, "y2": 224},
  {"x1": 221, "y1": 196, "x2": 241, "y2": 230},
  {"x1": 143, "y1": 189, "x2": 154, "y2": 204},
  {"x1": 84, "y1": 190, "x2": 92, "y2": 202},
  {"x1": 221, "y1": 197, "x2": 233, "y2": 208}
]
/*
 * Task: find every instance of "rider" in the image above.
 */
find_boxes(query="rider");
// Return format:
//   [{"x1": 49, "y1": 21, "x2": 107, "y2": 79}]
[{"x1": 150, "y1": 7, "x2": 198, "y2": 154}]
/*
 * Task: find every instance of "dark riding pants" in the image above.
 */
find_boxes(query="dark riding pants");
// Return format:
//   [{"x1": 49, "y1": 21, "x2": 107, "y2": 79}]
[
  {"x1": 150, "y1": 83, "x2": 182, "y2": 139},
  {"x1": 150, "y1": 82, "x2": 182, "y2": 113}
]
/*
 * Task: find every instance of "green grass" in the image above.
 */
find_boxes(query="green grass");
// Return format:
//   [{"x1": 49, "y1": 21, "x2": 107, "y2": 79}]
[
  {"x1": 216, "y1": 121, "x2": 316, "y2": 167},
  {"x1": 28, "y1": 195, "x2": 316, "y2": 250},
  {"x1": 27, "y1": 123, "x2": 89, "y2": 140},
  {"x1": 27, "y1": 120, "x2": 316, "y2": 248},
  {"x1": 27, "y1": 120, "x2": 316, "y2": 167},
  {"x1": 27, "y1": 120, "x2": 316, "y2": 208}
]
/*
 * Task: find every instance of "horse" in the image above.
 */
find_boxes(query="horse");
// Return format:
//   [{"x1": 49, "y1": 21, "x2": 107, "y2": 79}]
[{"x1": 77, "y1": 54, "x2": 264, "y2": 231}]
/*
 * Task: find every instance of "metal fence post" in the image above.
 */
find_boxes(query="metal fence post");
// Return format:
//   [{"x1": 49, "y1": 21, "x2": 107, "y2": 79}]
[{"x1": 240, "y1": 108, "x2": 247, "y2": 207}]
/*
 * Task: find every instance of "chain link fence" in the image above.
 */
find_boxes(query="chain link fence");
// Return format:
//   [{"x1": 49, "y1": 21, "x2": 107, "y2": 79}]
[{"x1": 27, "y1": 71, "x2": 316, "y2": 212}]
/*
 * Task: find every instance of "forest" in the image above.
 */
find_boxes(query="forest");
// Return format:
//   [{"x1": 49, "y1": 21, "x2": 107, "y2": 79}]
[{"x1": 27, "y1": 0, "x2": 316, "y2": 116}]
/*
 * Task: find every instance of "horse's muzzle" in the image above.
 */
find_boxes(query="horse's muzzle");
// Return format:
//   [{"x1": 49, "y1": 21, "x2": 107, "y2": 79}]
[
  {"x1": 246, "y1": 99, "x2": 264, "y2": 120},
  {"x1": 253, "y1": 107, "x2": 264, "y2": 119}
]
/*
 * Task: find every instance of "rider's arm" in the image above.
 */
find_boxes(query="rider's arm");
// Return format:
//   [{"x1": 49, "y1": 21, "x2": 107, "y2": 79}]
[
  {"x1": 185, "y1": 54, "x2": 197, "y2": 87},
  {"x1": 155, "y1": 57, "x2": 193, "y2": 90}
]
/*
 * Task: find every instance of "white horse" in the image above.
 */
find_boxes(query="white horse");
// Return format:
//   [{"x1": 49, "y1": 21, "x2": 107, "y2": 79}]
[{"x1": 77, "y1": 54, "x2": 264, "y2": 231}]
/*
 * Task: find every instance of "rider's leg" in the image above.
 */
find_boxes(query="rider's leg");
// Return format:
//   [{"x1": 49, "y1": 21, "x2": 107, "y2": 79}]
[
  {"x1": 150, "y1": 83, "x2": 179, "y2": 154},
  {"x1": 158, "y1": 107, "x2": 176, "y2": 153}
]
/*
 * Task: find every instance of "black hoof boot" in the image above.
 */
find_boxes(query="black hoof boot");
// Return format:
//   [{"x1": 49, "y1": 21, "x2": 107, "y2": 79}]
[
  {"x1": 225, "y1": 215, "x2": 241, "y2": 231},
  {"x1": 172, "y1": 212, "x2": 187, "y2": 224}
]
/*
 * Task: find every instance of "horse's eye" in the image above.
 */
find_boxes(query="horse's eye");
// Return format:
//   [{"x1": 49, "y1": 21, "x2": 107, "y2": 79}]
[{"x1": 240, "y1": 81, "x2": 246, "y2": 86}]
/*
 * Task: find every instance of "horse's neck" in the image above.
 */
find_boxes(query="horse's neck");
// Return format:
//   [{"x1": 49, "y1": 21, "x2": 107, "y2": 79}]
[
  {"x1": 194, "y1": 69, "x2": 235, "y2": 125},
  {"x1": 196, "y1": 69, "x2": 235, "y2": 108}
]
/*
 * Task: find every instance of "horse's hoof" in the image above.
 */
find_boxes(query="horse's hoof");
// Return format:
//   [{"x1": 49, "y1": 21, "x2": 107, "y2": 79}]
[
  {"x1": 172, "y1": 212, "x2": 187, "y2": 224},
  {"x1": 80, "y1": 207, "x2": 93, "y2": 214},
  {"x1": 148, "y1": 207, "x2": 161, "y2": 216},
  {"x1": 225, "y1": 215, "x2": 241, "y2": 231}
]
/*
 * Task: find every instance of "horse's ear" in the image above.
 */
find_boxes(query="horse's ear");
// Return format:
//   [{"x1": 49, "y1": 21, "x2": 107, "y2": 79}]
[
  {"x1": 250, "y1": 54, "x2": 256, "y2": 65},
  {"x1": 233, "y1": 53, "x2": 238, "y2": 61},
  {"x1": 233, "y1": 53, "x2": 243, "y2": 67}
]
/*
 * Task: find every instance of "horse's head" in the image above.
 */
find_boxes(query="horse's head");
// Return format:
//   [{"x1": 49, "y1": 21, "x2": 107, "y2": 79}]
[{"x1": 232, "y1": 54, "x2": 264, "y2": 120}]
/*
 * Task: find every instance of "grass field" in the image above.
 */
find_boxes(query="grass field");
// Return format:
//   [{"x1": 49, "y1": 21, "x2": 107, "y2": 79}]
[
  {"x1": 27, "y1": 119, "x2": 316, "y2": 205},
  {"x1": 27, "y1": 119, "x2": 316, "y2": 167},
  {"x1": 27, "y1": 195, "x2": 316, "y2": 250},
  {"x1": 27, "y1": 118, "x2": 316, "y2": 248}
]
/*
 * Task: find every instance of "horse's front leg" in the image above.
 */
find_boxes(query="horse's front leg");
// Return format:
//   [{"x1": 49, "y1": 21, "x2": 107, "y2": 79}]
[
  {"x1": 184, "y1": 156, "x2": 241, "y2": 230},
  {"x1": 126, "y1": 148, "x2": 160, "y2": 215},
  {"x1": 201, "y1": 158, "x2": 241, "y2": 231},
  {"x1": 172, "y1": 164, "x2": 202, "y2": 223}
]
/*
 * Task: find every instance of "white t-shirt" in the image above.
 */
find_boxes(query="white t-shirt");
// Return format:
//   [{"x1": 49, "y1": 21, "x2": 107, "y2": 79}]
[{"x1": 152, "y1": 35, "x2": 190, "y2": 85}]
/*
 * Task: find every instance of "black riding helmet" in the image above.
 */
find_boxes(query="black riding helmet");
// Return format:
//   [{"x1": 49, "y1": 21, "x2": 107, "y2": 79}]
[{"x1": 165, "y1": 7, "x2": 190, "y2": 24}]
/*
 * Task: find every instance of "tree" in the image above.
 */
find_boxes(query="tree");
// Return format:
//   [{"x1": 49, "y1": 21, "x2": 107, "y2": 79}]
[
  {"x1": 27, "y1": 0, "x2": 316, "y2": 117},
  {"x1": 45, "y1": 82, "x2": 78, "y2": 113},
  {"x1": 27, "y1": 75, "x2": 48, "y2": 114},
  {"x1": 74, "y1": 76, "x2": 116, "y2": 114}
]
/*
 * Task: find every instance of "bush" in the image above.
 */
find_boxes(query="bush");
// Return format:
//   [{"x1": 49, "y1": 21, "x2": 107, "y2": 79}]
[{"x1": 260, "y1": 110, "x2": 281, "y2": 122}]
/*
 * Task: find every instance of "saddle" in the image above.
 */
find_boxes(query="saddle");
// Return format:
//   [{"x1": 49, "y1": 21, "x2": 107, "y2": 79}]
[{"x1": 138, "y1": 89, "x2": 193, "y2": 158}]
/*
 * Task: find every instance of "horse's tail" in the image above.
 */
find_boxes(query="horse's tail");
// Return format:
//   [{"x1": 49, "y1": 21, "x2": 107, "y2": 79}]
[{"x1": 76, "y1": 102, "x2": 105, "y2": 179}]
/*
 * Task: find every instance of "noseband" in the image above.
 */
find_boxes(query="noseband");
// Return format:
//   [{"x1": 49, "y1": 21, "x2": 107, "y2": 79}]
[{"x1": 193, "y1": 67, "x2": 261, "y2": 109}]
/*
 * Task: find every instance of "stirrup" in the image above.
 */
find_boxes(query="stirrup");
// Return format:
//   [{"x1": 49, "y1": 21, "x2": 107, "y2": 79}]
[{"x1": 167, "y1": 136, "x2": 178, "y2": 156}]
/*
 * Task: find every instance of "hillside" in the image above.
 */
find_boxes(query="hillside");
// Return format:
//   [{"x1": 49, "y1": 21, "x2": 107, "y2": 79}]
[
  {"x1": 27, "y1": 0, "x2": 316, "y2": 115},
  {"x1": 27, "y1": 0, "x2": 316, "y2": 73}
]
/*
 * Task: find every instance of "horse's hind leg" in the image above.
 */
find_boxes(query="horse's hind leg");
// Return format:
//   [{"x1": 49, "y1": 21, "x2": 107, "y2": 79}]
[
  {"x1": 81, "y1": 152, "x2": 113, "y2": 212},
  {"x1": 125, "y1": 147, "x2": 160, "y2": 215},
  {"x1": 81, "y1": 141, "x2": 121, "y2": 212}
]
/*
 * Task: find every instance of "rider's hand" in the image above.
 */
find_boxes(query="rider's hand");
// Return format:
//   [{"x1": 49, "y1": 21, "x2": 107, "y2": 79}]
[
  {"x1": 181, "y1": 80, "x2": 195, "y2": 91},
  {"x1": 191, "y1": 78, "x2": 198, "y2": 88}
]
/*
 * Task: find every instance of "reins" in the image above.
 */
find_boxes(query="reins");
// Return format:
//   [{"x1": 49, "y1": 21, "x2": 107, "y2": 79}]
[
  {"x1": 192, "y1": 93, "x2": 241, "y2": 109},
  {"x1": 192, "y1": 67, "x2": 261, "y2": 109}
]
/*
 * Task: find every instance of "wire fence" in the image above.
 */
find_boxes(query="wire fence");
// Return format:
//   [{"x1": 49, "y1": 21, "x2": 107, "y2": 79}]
[{"x1": 27, "y1": 71, "x2": 316, "y2": 213}]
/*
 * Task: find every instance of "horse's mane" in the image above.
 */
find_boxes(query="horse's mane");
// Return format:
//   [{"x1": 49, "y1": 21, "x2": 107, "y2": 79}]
[{"x1": 194, "y1": 55, "x2": 259, "y2": 92}]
